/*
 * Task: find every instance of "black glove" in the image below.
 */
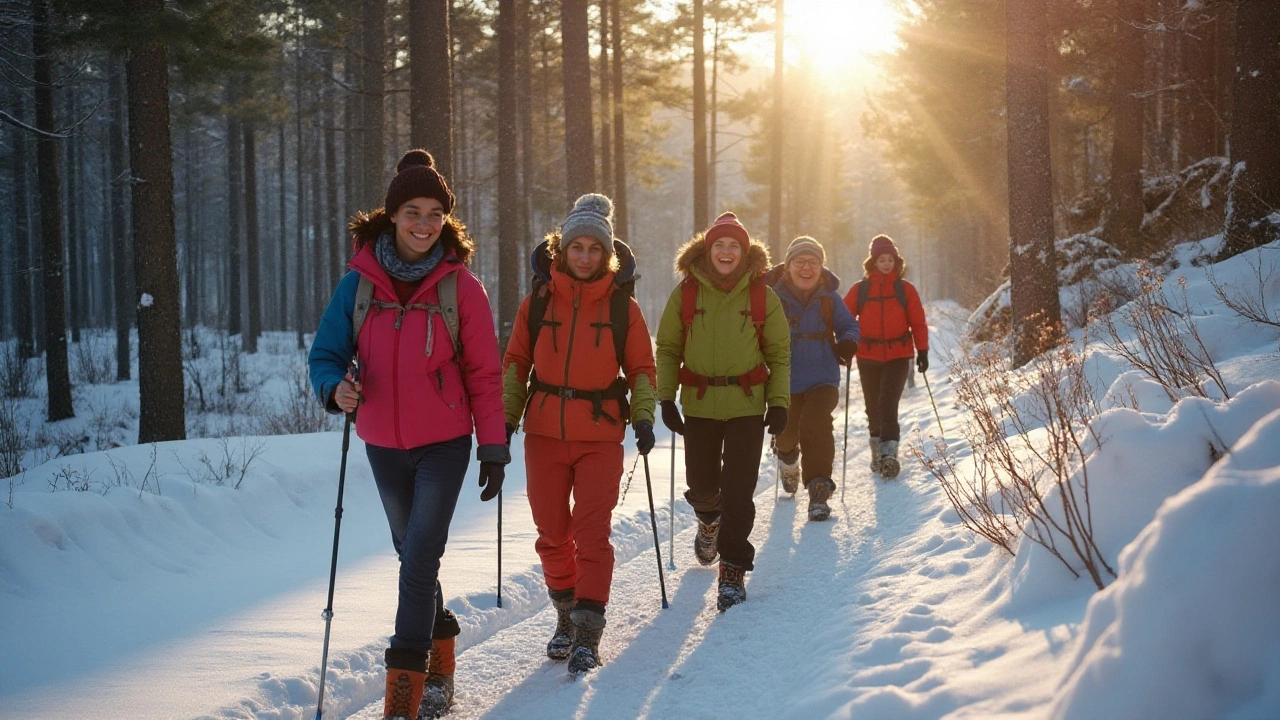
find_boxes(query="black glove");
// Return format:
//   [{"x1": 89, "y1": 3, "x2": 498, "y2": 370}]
[
  {"x1": 505, "y1": 422, "x2": 516, "y2": 446},
  {"x1": 765, "y1": 406, "x2": 788, "y2": 436},
  {"x1": 661, "y1": 400, "x2": 685, "y2": 436},
  {"x1": 916, "y1": 350, "x2": 929, "y2": 374},
  {"x1": 835, "y1": 339, "x2": 858, "y2": 366},
  {"x1": 634, "y1": 420, "x2": 655, "y2": 455},
  {"x1": 478, "y1": 462, "x2": 504, "y2": 502}
]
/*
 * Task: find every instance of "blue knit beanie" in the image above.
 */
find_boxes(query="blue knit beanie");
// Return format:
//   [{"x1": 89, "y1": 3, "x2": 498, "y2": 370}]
[{"x1": 560, "y1": 193, "x2": 615, "y2": 254}]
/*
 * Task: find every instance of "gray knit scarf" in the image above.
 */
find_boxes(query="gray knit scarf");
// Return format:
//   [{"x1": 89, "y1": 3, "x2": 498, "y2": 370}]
[{"x1": 375, "y1": 232, "x2": 444, "y2": 282}]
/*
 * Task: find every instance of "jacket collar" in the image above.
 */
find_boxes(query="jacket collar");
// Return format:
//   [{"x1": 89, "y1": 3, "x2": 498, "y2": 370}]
[{"x1": 349, "y1": 243, "x2": 459, "y2": 303}]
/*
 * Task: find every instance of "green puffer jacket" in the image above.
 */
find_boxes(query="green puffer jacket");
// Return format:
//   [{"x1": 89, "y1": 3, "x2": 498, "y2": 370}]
[{"x1": 655, "y1": 237, "x2": 791, "y2": 420}]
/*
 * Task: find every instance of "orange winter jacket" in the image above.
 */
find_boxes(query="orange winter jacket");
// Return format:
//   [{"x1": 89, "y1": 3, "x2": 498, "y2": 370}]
[
  {"x1": 503, "y1": 265, "x2": 657, "y2": 443},
  {"x1": 842, "y1": 270, "x2": 929, "y2": 363}
]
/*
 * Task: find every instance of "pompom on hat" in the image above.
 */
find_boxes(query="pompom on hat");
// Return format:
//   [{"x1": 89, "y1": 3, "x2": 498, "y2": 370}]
[
  {"x1": 384, "y1": 149, "x2": 456, "y2": 216},
  {"x1": 560, "y1": 193, "x2": 616, "y2": 254},
  {"x1": 868, "y1": 234, "x2": 900, "y2": 260},
  {"x1": 703, "y1": 212, "x2": 751, "y2": 252}
]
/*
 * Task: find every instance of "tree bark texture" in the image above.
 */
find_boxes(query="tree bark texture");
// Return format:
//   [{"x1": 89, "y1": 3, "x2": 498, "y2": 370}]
[
  {"x1": 322, "y1": 50, "x2": 341, "y2": 290},
  {"x1": 1102, "y1": 0, "x2": 1147, "y2": 257},
  {"x1": 497, "y1": 0, "x2": 521, "y2": 348},
  {"x1": 243, "y1": 121, "x2": 261, "y2": 353},
  {"x1": 361, "y1": 0, "x2": 387, "y2": 209},
  {"x1": 409, "y1": 0, "x2": 454, "y2": 181},
  {"x1": 598, "y1": 0, "x2": 613, "y2": 198},
  {"x1": 1005, "y1": 0, "x2": 1062, "y2": 366},
  {"x1": 692, "y1": 0, "x2": 708, "y2": 232},
  {"x1": 768, "y1": 0, "x2": 784, "y2": 258},
  {"x1": 561, "y1": 0, "x2": 595, "y2": 202},
  {"x1": 610, "y1": 0, "x2": 628, "y2": 239},
  {"x1": 1221, "y1": 0, "x2": 1280, "y2": 258},
  {"x1": 126, "y1": 0, "x2": 186, "y2": 442},
  {"x1": 109, "y1": 60, "x2": 131, "y2": 379},
  {"x1": 33, "y1": 0, "x2": 74, "y2": 421},
  {"x1": 12, "y1": 105, "x2": 35, "y2": 360},
  {"x1": 226, "y1": 112, "x2": 243, "y2": 335}
]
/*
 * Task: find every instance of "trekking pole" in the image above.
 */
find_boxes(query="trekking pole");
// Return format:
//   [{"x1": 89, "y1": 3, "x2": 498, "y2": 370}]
[
  {"x1": 496, "y1": 486, "x2": 503, "y2": 608},
  {"x1": 668, "y1": 432, "x2": 676, "y2": 571},
  {"x1": 771, "y1": 436, "x2": 779, "y2": 501},
  {"x1": 841, "y1": 362, "x2": 851, "y2": 501},
  {"x1": 921, "y1": 370, "x2": 946, "y2": 443},
  {"x1": 315, "y1": 368, "x2": 358, "y2": 720},
  {"x1": 642, "y1": 454, "x2": 670, "y2": 609}
]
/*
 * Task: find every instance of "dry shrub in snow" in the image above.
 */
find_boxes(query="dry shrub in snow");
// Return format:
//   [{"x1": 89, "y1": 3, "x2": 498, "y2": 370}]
[
  {"x1": 0, "y1": 402, "x2": 27, "y2": 479},
  {"x1": 1097, "y1": 263, "x2": 1230, "y2": 402},
  {"x1": 254, "y1": 358, "x2": 338, "y2": 436},
  {"x1": 913, "y1": 330, "x2": 1116, "y2": 589},
  {"x1": 2, "y1": 347, "x2": 39, "y2": 399},
  {"x1": 1207, "y1": 246, "x2": 1280, "y2": 330},
  {"x1": 71, "y1": 332, "x2": 116, "y2": 386}
]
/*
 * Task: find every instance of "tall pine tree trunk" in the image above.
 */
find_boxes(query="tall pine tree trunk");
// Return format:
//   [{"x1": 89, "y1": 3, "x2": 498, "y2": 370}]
[
  {"x1": 33, "y1": 0, "x2": 73, "y2": 420},
  {"x1": 709, "y1": 19, "x2": 719, "y2": 214},
  {"x1": 517, "y1": 0, "x2": 534, "y2": 254},
  {"x1": 13, "y1": 108, "x2": 35, "y2": 360},
  {"x1": 323, "y1": 50, "x2": 341, "y2": 288},
  {"x1": 1102, "y1": 0, "x2": 1146, "y2": 257},
  {"x1": 1220, "y1": 0, "x2": 1280, "y2": 258},
  {"x1": 409, "y1": 0, "x2": 454, "y2": 180},
  {"x1": 598, "y1": 0, "x2": 612, "y2": 198},
  {"x1": 278, "y1": 123, "x2": 289, "y2": 330},
  {"x1": 65, "y1": 89, "x2": 82, "y2": 343},
  {"x1": 610, "y1": 0, "x2": 628, "y2": 238},
  {"x1": 243, "y1": 121, "x2": 261, "y2": 353},
  {"x1": 295, "y1": 24, "x2": 308, "y2": 350},
  {"x1": 183, "y1": 128, "x2": 198, "y2": 328},
  {"x1": 361, "y1": 0, "x2": 387, "y2": 208},
  {"x1": 692, "y1": 0, "x2": 708, "y2": 231},
  {"x1": 498, "y1": 0, "x2": 521, "y2": 348},
  {"x1": 561, "y1": 0, "x2": 595, "y2": 201},
  {"x1": 768, "y1": 0, "x2": 784, "y2": 257},
  {"x1": 1005, "y1": 0, "x2": 1062, "y2": 366},
  {"x1": 226, "y1": 111, "x2": 243, "y2": 335},
  {"x1": 127, "y1": 0, "x2": 186, "y2": 441},
  {"x1": 109, "y1": 59, "x2": 131, "y2": 379}
]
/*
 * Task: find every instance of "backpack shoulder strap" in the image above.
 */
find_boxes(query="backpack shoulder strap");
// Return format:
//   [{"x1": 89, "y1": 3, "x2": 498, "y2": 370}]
[
  {"x1": 680, "y1": 275, "x2": 701, "y2": 337},
  {"x1": 438, "y1": 271, "x2": 461, "y2": 355},
  {"x1": 856, "y1": 278, "x2": 870, "y2": 314},
  {"x1": 526, "y1": 278, "x2": 551, "y2": 357},
  {"x1": 894, "y1": 279, "x2": 908, "y2": 310},
  {"x1": 352, "y1": 275, "x2": 375, "y2": 348},
  {"x1": 749, "y1": 277, "x2": 768, "y2": 351},
  {"x1": 609, "y1": 278, "x2": 635, "y2": 367},
  {"x1": 821, "y1": 295, "x2": 834, "y2": 334}
]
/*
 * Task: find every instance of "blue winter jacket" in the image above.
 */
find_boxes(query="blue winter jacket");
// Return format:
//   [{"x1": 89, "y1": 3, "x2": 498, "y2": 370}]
[{"x1": 765, "y1": 264, "x2": 860, "y2": 394}]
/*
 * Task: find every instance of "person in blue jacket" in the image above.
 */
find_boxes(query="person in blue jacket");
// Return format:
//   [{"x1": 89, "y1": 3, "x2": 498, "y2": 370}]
[{"x1": 765, "y1": 236, "x2": 860, "y2": 521}]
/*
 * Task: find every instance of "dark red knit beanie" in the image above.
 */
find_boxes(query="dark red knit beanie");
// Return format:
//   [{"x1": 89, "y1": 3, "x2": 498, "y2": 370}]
[
  {"x1": 868, "y1": 234, "x2": 900, "y2": 259},
  {"x1": 704, "y1": 212, "x2": 750, "y2": 252},
  {"x1": 384, "y1": 149, "x2": 456, "y2": 216}
]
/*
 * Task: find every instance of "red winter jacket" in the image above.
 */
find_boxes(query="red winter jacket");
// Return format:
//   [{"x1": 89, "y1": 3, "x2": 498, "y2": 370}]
[
  {"x1": 338, "y1": 244, "x2": 506, "y2": 450},
  {"x1": 842, "y1": 270, "x2": 929, "y2": 363}
]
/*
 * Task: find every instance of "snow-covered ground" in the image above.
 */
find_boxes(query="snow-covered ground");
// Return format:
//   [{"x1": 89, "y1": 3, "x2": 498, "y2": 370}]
[{"x1": 2, "y1": 237, "x2": 1278, "y2": 719}]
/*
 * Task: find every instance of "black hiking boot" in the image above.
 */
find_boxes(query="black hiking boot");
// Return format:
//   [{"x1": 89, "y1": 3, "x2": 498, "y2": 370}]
[
  {"x1": 716, "y1": 562, "x2": 747, "y2": 612},
  {"x1": 694, "y1": 516, "x2": 720, "y2": 566},
  {"x1": 546, "y1": 588, "x2": 575, "y2": 661},
  {"x1": 566, "y1": 604, "x2": 606, "y2": 676},
  {"x1": 807, "y1": 477, "x2": 836, "y2": 522}
]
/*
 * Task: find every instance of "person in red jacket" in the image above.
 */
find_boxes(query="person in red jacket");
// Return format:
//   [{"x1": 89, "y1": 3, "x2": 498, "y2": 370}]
[
  {"x1": 502, "y1": 194, "x2": 657, "y2": 676},
  {"x1": 842, "y1": 234, "x2": 929, "y2": 479},
  {"x1": 308, "y1": 150, "x2": 509, "y2": 720}
]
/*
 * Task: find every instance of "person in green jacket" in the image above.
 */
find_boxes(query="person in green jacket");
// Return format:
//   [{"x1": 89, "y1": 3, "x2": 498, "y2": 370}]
[{"x1": 656, "y1": 212, "x2": 791, "y2": 612}]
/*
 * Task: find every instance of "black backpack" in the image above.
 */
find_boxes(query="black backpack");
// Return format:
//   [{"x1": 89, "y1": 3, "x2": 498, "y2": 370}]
[{"x1": 854, "y1": 277, "x2": 907, "y2": 314}]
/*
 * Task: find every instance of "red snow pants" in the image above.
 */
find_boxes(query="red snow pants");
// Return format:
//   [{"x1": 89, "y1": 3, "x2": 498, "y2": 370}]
[{"x1": 524, "y1": 432, "x2": 624, "y2": 606}]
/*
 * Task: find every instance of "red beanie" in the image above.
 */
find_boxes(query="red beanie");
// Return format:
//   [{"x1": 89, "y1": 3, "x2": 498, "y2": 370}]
[
  {"x1": 384, "y1": 149, "x2": 456, "y2": 216},
  {"x1": 868, "y1": 234, "x2": 900, "y2": 259},
  {"x1": 704, "y1": 212, "x2": 750, "y2": 251}
]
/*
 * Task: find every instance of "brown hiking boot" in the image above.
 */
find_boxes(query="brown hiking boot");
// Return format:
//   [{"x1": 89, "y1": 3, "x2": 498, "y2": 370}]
[
  {"x1": 382, "y1": 648, "x2": 427, "y2": 720},
  {"x1": 695, "y1": 516, "x2": 720, "y2": 566},
  {"x1": 547, "y1": 587, "x2": 576, "y2": 660},
  {"x1": 807, "y1": 477, "x2": 836, "y2": 522},
  {"x1": 716, "y1": 562, "x2": 747, "y2": 612},
  {"x1": 419, "y1": 638, "x2": 455, "y2": 719}
]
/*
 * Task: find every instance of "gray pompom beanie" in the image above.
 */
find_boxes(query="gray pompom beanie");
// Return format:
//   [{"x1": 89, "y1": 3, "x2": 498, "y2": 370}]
[{"x1": 560, "y1": 193, "x2": 615, "y2": 254}]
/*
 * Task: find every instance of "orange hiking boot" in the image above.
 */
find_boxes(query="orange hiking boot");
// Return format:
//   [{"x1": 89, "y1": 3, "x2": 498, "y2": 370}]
[
  {"x1": 420, "y1": 637, "x2": 456, "y2": 719},
  {"x1": 382, "y1": 648, "x2": 427, "y2": 720}
]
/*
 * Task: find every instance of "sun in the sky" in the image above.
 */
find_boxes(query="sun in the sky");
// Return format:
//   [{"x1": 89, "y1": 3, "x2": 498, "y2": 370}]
[{"x1": 785, "y1": 0, "x2": 903, "y2": 71}]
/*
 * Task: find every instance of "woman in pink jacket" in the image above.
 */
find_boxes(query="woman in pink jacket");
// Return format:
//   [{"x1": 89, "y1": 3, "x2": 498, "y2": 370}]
[{"x1": 309, "y1": 150, "x2": 508, "y2": 720}]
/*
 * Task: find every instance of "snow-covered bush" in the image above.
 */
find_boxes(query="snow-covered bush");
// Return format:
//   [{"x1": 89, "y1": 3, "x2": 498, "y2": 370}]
[{"x1": 1049, "y1": 404, "x2": 1280, "y2": 720}]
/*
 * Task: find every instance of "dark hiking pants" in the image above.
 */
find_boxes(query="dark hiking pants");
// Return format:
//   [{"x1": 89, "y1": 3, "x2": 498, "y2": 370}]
[
  {"x1": 776, "y1": 384, "x2": 840, "y2": 485},
  {"x1": 857, "y1": 357, "x2": 911, "y2": 442},
  {"x1": 366, "y1": 436, "x2": 469, "y2": 653},
  {"x1": 683, "y1": 415, "x2": 766, "y2": 571}
]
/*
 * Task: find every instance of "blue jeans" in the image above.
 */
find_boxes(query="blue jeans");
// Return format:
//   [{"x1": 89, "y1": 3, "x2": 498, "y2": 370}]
[{"x1": 366, "y1": 435, "x2": 470, "y2": 652}]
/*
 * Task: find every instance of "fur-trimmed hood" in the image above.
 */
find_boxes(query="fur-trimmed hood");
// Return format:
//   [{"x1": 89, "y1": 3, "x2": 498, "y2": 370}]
[
  {"x1": 673, "y1": 235, "x2": 771, "y2": 284},
  {"x1": 348, "y1": 206, "x2": 475, "y2": 265},
  {"x1": 532, "y1": 232, "x2": 633, "y2": 284}
]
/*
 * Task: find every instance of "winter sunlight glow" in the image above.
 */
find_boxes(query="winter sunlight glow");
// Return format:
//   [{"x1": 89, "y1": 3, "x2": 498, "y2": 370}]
[{"x1": 787, "y1": 0, "x2": 902, "y2": 71}]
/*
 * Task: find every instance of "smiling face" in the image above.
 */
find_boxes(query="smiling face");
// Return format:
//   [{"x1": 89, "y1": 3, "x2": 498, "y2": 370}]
[
  {"x1": 875, "y1": 253, "x2": 897, "y2": 275},
  {"x1": 787, "y1": 254, "x2": 822, "y2": 292},
  {"x1": 564, "y1": 235, "x2": 607, "y2": 280},
  {"x1": 390, "y1": 197, "x2": 446, "y2": 262},
  {"x1": 708, "y1": 236, "x2": 744, "y2": 278}
]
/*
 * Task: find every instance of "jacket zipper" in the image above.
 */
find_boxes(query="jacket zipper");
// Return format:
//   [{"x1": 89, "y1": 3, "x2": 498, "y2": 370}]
[
  {"x1": 392, "y1": 311, "x2": 405, "y2": 449},
  {"x1": 560, "y1": 284, "x2": 582, "y2": 440}
]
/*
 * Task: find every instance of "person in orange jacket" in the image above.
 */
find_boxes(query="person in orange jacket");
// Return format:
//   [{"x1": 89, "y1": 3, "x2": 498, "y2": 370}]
[
  {"x1": 502, "y1": 194, "x2": 657, "y2": 676},
  {"x1": 842, "y1": 234, "x2": 929, "y2": 479}
]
